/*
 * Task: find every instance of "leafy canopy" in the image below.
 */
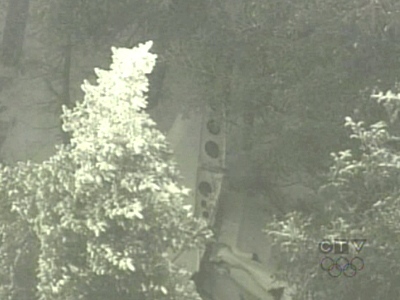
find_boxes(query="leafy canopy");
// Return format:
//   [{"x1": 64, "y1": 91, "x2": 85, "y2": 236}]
[
  {"x1": 0, "y1": 41, "x2": 208, "y2": 300},
  {"x1": 265, "y1": 89, "x2": 400, "y2": 299}
]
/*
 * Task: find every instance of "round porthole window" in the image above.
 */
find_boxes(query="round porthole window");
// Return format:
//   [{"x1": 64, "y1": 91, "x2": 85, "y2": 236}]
[
  {"x1": 206, "y1": 119, "x2": 221, "y2": 135},
  {"x1": 202, "y1": 211, "x2": 209, "y2": 218},
  {"x1": 198, "y1": 181, "x2": 212, "y2": 197},
  {"x1": 205, "y1": 141, "x2": 219, "y2": 158}
]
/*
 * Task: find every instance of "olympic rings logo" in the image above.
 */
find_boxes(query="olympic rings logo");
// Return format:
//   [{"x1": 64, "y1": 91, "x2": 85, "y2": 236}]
[{"x1": 320, "y1": 256, "x2": 364, "y2": 277}]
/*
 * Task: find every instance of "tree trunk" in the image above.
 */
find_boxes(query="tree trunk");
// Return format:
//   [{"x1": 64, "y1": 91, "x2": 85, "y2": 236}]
[
  {"x1": 146, "y1": 27, "x2": 168, "y2": 111},
  {"x1": 242, "y1": 104, "x2": 255, "y2": 151},
  {"x1": 1, "y1": 0, "x2": 30, "y2": 66}
]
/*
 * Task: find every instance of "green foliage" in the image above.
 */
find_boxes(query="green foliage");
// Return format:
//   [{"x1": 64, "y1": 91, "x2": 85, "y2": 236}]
[
  {"x1": 165, "y1": 0, "x2": 400, "y2": 183},
  {"x1": 265, "y1": 90, "x2": 400, "y2": 299},
  {"x1": 0, "y1": 41, "x2": 209, "y2": 300},
  {"x1": 30, "y1": 0, "x2": 184, "y2": 47},
  {"x1": 27, "y1": 0, "x2": 400, "y2": 184}
]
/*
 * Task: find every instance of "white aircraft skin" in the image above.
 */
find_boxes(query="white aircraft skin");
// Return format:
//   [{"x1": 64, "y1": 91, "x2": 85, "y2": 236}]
[{"x1": 210, "y1": 243, "x2": 292, "y2": 300}]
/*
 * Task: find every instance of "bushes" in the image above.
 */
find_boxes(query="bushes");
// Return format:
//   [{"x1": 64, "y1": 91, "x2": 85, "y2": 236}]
[
  {"x1": 265, "y1": 90, "x2": 400, "y2": 299},
  {"x1": 0, "y1": 41, "x2": 209, "y2": 300}
]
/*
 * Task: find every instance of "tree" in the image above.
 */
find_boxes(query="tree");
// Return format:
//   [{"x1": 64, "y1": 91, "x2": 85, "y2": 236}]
[
  {"x1": 162, "y1": 0, "x2": 400, "y2": 192},
  {"x1": 265, "y1": 88, "x2": 400, "y2": 299},
  {"x1": 0, "y1": 41, "x2": 210, "y2": 300},
  {"x1": 19, "y1": 0, "x2": 400, "y2": 187},
  {"x1": 1, "y1": 0, "x2": 30, "y2": 66}
]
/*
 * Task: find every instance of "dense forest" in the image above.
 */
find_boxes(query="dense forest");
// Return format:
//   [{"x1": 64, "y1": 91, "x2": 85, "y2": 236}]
[{"x1": 0, "y1": 0, "x2": 400, "y2": 299}]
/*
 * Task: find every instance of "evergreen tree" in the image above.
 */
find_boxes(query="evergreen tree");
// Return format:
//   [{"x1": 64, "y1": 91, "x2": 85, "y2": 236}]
[{"x1": 0, "y1": 41, "x2": 209, "y2": 300}]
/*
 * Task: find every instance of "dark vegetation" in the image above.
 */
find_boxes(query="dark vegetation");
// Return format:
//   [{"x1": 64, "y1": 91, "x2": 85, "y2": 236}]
[{"x1": 0, "y1": 0, "x2": 400, "y2": 299}]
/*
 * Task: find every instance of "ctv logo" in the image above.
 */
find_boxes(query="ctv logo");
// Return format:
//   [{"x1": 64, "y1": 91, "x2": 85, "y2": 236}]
[{"x1": 319, "y1": 239, "x2": 366, "y2": 254}]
